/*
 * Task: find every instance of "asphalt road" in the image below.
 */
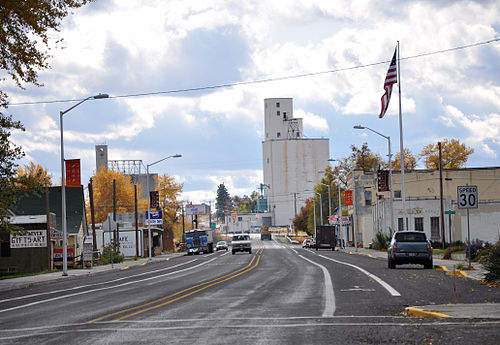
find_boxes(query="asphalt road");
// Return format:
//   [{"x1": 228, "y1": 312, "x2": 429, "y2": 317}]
[{"x1": 0, "y1": 236, "x2": 498, "y2": 344}]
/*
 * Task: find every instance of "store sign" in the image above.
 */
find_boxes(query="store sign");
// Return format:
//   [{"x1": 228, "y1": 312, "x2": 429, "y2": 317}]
[
  {"x1": 344, "y1": 190, "x2": 353, "y2": 206},
  {"x1": 145, "y1": 210, "x2": 163, "y2": 225},
  {"x1": 65, "y1": 159, "x2": 81, "y2": 187},
  {"x1": 186, "y1": 204, "x2": 209, "y2": 215},
  {"x1": 377, "y1": 170, "x2": 389, "y2": 192},
  {"x1": 10, "y1": 230, "x2": 47, "y2": 248}
]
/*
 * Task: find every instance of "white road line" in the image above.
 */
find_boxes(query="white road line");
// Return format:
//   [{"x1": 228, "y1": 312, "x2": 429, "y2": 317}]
[
  {"x1": 316, "y1": 254, "x2": 401, "y2": 297},
  {"x1": 298, "y1": 255, "x2": 335, "y2": 317},
  {"x1": 2, "y1": 320, "x2": 498, "y2": 340},
  {"x1": 290, "y1": 248, "x2": 298, "y2": 254},
  {"x1": 0, "y1": 257, "x2": 218, "y2": 314},
  {"x1": 0, "y1": 259, "x2": 198, "y2": 304}
]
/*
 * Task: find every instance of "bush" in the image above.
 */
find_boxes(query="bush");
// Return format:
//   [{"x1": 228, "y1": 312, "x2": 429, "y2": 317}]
[
  {"x1": 102, "y1": 241, "x2": 124, "y2": 264},
  {"x1": 484, "y1": 244, "x2": 500, "y2": 283},
  {"x1": 442, "y1": 245, "x2": 465, "y2": 260},
  {"x1": 466, "y1": 240, "x2": 491, "y2": 261},
  {"x1": 373, "y1": 231, "x2": 391, "y2": 250}
]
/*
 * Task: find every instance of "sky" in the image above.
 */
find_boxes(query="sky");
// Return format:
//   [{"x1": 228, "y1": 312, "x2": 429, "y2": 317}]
[{"x1": 4, "y1": 0, "x2": 500, "y2": 205}]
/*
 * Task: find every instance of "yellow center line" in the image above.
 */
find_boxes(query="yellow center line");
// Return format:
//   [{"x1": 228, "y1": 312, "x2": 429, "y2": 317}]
[
  {"x1": 89, "y1": 248, "x2": 263, "y2": 323},
  {"x1": 114, "y1": 254, "x2": 261, "y2": 321}
]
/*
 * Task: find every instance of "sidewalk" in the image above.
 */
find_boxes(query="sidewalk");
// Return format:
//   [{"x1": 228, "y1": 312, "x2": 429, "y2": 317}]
[{"x1": 0, "y1": 252, "x2": 185, "y2": 292}]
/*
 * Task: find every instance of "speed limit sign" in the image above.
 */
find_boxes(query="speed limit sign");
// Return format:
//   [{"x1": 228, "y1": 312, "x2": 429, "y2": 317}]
[{"x1": 457, "y1": 185, "x2": 478, "y2": 209}]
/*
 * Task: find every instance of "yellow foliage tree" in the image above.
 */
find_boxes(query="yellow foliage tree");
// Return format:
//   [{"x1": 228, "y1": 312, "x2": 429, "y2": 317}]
[
  {"x1": 156, "y1": 174, "x2": 183, "y2": 242},
  {"x1": 15, "y1": 162, "x2": 53, "y2": 191},
  {"x1": 420, "y1": 139, "x2": 474, "y2": 169},
  {"x1": 391, "y1": 148, "x2": 417, "y2": 171},
  {"x1": 89, "y1": 167, "x2": 144, "y2": 223}
]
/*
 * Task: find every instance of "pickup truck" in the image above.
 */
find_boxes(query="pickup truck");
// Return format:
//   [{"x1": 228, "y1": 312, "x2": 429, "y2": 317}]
[
  {"x1": 387, "y1": 231, "x2": 433, "y2": 269},
  {"x1": 231, "y1": 234, "x2": 252, "y2": 255}
]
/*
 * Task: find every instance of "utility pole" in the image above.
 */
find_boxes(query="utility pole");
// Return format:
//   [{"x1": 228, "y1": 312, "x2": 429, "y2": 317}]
[
  {"x1": 438, "y1": 142, "x2": 445, "y2": 249},
  {"x1": 89, "y1": 178, "x2": 97, "y2": 254},
  {"x1": 134, "y1": 184, "x2": 139, "y2": 257},
  {"x1": 113, "y1": 179, "x2": 117, "y2": 258}
]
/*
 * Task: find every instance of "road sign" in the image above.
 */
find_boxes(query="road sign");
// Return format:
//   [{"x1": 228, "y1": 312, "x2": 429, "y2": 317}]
[
  {"x1": 444, "y1": 210, "x2": 456, "y2": 215},
  {"x1": 457, "y1": 185, "x2": 478, "y2": 209}
]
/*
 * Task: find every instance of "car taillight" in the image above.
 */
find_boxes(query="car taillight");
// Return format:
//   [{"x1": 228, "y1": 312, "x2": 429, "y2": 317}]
[
  {"x1": 393, "y1": 243, "x2": 396, "y2": 252},
  {"x1": 427, "y1": 243, "x2": 432, "y2": 252}
]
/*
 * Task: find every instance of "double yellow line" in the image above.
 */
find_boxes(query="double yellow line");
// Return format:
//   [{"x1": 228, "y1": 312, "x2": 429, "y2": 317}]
[{"x1": 89, "y1": 248, "x2": 263, "y2": 323}]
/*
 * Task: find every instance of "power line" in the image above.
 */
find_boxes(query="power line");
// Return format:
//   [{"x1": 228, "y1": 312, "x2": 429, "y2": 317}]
[{"x1": 9, "y1": 37, "x2": 500, "y2": 107}]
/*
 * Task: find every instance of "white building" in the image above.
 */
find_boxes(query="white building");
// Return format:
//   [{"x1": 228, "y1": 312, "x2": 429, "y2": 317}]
[{"x1": 262, "y1": 98, "x2": 330, "y2": 226}]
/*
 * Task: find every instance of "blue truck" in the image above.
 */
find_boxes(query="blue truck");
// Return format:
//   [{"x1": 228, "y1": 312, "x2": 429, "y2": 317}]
[{"x1": 185, "y1": 229, "x2": 214, "y2": 255}]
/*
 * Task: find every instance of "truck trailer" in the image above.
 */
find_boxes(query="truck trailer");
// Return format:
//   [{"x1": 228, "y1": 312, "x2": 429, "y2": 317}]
[
  {"x1": 185, "y1": 229, "x2": 214, "y2": 255},
  {"x1": 315, "y1": 226, "x2": 337, "y2": 251}
]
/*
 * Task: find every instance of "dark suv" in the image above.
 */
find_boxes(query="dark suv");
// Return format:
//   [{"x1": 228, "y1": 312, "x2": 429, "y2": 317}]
[{"x1": 387, "y1": 231, "x2": 433, "y2": 269}]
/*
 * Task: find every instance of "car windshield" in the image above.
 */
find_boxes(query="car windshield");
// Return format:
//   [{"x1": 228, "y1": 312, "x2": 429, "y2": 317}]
[
  {"x1": 394, "y1": 232, "x2": 427, "y2": 242},
  {"x1": 217, "y1": 242, "x2": 226, "y2": 245},
  {"x1": 232, "y1": 235, "x2": 249, "y2": 241}
]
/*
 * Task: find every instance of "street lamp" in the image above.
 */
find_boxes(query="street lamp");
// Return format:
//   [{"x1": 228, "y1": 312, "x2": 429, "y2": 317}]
[
  {"x1": 329, "y1": 158, "x2": 344, "y2": 248},
  {"x1": 60, "y1": 93, "x2": 108, "y2": 276},
  {"x1": 146, "y1": 154, "x2": 182, "y2": 260},
  {"x1": 353, "y1": 125, "x2": 395, "y2": 233}
]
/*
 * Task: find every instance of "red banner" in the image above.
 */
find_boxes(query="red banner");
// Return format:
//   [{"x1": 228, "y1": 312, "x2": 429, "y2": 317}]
[
  {"x1": 344, "y1": 190, "x2": 353, "y2": 206},
  {"x1": 65, "y1": 159, "x2": 81, "y2": 187}
]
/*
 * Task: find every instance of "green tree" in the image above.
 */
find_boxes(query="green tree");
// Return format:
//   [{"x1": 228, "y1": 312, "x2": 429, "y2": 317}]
[
  {"x1": 0, "y1": 95, "x2": 25, "y2": 230},
  {"x1": 215, "y1": 183, "x2": 231, "y2": 222},
  {"x1": 420, "y1": 139, "x2": 474, "y2": 169}
]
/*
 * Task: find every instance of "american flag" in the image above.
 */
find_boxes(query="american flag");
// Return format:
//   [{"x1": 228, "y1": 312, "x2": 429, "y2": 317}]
[{"x1": 379, "y1": 48, "x2": 397, "y2": 119}]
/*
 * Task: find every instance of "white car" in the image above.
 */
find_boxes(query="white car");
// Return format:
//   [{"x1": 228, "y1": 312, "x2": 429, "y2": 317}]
[{"x1": 216, "y1": 241, "x2": 228, "y2": 251}]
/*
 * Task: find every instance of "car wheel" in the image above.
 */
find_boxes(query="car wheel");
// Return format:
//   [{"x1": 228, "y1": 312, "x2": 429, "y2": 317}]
[
  {"x1": 232, "y1": 250, "x2": 235, "y2": 255},
  {"x1": 249, "y1": 249, "x2": 252, "y2": 254},
  {"x1": 424, "y1": 259, "x2": 433, "y2": 269},
  {"x1": 388, "y1": 258, "x2": 396, "y2": 269}
]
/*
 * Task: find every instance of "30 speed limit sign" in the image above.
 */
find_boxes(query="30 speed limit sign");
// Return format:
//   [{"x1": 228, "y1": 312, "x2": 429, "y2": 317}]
[{"x1": 457, "y1": 185, "x2": 478, "y2": 209}]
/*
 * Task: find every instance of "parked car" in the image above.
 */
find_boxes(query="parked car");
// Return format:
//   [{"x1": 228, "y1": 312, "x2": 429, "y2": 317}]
[
  {"x1": 387, "y1": 231, "x2": 433, "y2": 269},
  {"x1": 216, "y1": 241, "x2": 228, "y2": 251},
  {"x1": 302, "y1": 238, "x2": 315, "y2": 248}
]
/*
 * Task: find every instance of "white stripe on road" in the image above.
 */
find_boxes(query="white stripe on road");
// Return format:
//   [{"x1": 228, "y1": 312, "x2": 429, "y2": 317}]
[
  {"x1": 290, "y1": 248, "x2": 298, "y2": 254},
  {"x1": 0, "y1": 257, "x2": 218, "y2": 314},
  {"x1": 316, "y1": 254, "x2": 401, "y2": 297},
  {"x1": 298, "y1": 255, "x2": 335, "y2": 317},
  {"x1": 0, "y1": 259, "x2": 198, "y2": 304}
]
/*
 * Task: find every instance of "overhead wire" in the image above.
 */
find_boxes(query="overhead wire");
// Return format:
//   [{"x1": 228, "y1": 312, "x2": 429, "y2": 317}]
[{"x1": 8, "y1": 37, "x2": 500, "y2": 107}]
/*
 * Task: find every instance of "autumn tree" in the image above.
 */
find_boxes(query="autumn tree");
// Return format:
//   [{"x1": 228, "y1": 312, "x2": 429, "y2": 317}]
[
  {"x1": 16, "y1": 162, "x2": 53, "y2": 188},
  {"x1": 293, "y1": 200, "x2": 313, "y2": 235},
  {"x1": 156, "y1": 174, "x2": 183, "y2": 241},
  {"x1": 391, "y1": 148, "x2": 417, "y2": 171},
  {"x1": 1, "y1": 1, "x2": 94, "y2": 229},
  {"x1": 89, "y1": 167, "x2": 138, "y2": 223},
  {"x1": 420, "y1": 139, "x2": 474, "y2": 169}
]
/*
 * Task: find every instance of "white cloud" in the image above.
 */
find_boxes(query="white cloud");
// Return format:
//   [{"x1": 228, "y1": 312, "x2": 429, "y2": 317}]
[
  {"x1": 294, "y1": 109, "x2": 329, "y2": 132},
  {"x1": 440, "y1": 104, "x2": 500, "y2": 157}
]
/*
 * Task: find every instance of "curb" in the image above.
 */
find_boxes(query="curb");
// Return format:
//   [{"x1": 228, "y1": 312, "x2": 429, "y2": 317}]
[{"x1": 405, "y1": 307, "x2": 452, "y2": 318}]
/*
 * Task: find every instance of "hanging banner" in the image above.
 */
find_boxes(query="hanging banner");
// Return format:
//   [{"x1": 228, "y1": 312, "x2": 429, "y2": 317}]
[
  {"x1": 65, "y1": 159, "x2": 81, "y2": 187},
  {"x1": 344, "y1": 190, "x2": 353, "y2": 206}
]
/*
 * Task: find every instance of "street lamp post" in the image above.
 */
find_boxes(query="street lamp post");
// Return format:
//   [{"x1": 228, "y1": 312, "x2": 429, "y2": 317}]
[
  {"x1": 328, "y1": 159, "x2": 344, "y2": 248},
  {"x1": 353, "y1": 125, "x2": 395, "y2": 233},
  {"x1": 60, "y1": 93, "x2": 108, "y2": 276},
  {"x1": 145, "y1": 154, "x2": 181, "y2": 260}
]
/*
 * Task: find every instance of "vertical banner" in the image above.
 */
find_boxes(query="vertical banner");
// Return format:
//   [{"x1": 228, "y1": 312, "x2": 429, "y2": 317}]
[
  {"x1": 344, "y1": 190, "x2": 353, "y2": 206},
  {"x1": 65, "y1": 159, "x2": 81, "y2": 187}
]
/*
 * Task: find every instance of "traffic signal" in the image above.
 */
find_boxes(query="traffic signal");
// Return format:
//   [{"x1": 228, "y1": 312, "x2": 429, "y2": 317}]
[{"x1": 150, "y1": 191, "x2": 159, "y2": 209}]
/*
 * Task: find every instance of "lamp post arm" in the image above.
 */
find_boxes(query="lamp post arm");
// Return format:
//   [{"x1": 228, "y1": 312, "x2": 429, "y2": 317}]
[
  {"x1": 149, "y1": 154, "x2": 181, "y2": 167},
  {"x1": 365, "y1": 127, "x2": 389, "y2": 140}
]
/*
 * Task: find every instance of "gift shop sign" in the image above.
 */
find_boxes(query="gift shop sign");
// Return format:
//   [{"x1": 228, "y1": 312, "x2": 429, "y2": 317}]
[{"x1": 10, "y1": 230, "x2": 47, "y2": 248}]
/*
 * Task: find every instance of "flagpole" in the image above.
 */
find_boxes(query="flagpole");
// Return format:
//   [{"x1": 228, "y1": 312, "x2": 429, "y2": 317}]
[{"x1": 397, "y1": 41, "x2": 406, "y2": 230}]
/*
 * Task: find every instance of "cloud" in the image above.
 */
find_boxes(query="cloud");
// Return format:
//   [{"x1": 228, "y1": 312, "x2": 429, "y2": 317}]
[
  {"x1": 294, "y1": 109, "x2": 329, "y2": 132},
  {"x1": 440, "y1": 104, "x2": 500, "y2": 156}
]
